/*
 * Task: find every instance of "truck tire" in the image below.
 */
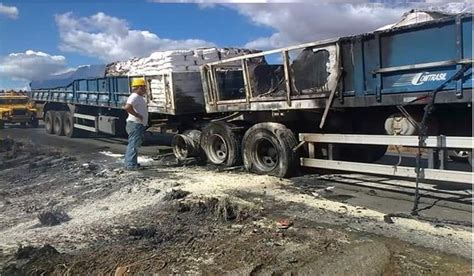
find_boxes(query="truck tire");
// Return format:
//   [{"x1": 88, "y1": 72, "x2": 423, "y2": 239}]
[
  {"x1": 45, "y1": 111, "x2": 54, "y2": 134},
  {"x1": 334, "y1": 111, "x2": 387, "y2": 163},
  {"x1": 242, "y1": 123, "x2": 298, "y2": 178},
  {"x1": 53, "y1": 111, "x2": 66, "y2": 136},
  {"x1": 63, "y1": 111, "x2": 75, "y2": 137},
  {"x1": 172, "y1": 129, "x2": 202, "y2": 161},
  {"x1": 63, "y1": 111, "x2": 88, "y2": 138},
  {"x1": 115, "y1": 119, "x2": 128, "y2": 138},
  {"x1": 200, "y1": 122, "x2": 242, "y2": 167},
  {"x1": 337, "y1": 144, "x2": 388, "y2": 163},
  {"x1": 29, "y1": 118, "x2": 39, "y2": 128}
]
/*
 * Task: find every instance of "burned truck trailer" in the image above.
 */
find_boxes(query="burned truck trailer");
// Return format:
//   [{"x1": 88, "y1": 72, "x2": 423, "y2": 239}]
[
  {"x1": 187, "y1": 13, "x2": 472, "y2": 182},
  {"x1": 30, "y1": 13, "x2": 473, "y2": 183}
]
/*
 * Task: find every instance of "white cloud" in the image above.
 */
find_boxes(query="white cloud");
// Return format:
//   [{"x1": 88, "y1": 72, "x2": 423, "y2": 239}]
[
  {"x1": 0, "y1": 82, "x2": 29, "y2": 91},
  {"x1": 0, "y1": 3, "x2": 18, "y2": 19},
  {"x1": 208, "y1": 1, "x2": 469, "y2": 50},
  {"x1": 55, "y1": 12, "x2": 216, "y2": 62},
  {"x1": 231, "y1": 3, "x2": 409, "y2": 49},
  {"x1": 0, "y1": 50, "x2": 67, "y2": 81}
]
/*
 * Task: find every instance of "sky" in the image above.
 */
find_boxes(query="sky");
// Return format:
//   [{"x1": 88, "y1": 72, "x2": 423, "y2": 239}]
[{"x1": 0, "y1": 0, "x2": 470, "y2": 90}]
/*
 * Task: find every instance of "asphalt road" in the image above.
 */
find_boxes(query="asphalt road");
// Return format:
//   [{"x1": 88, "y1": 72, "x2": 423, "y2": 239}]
[
  {"x1": 1, "y1": 123, "x2": 472, "y2": 223},
  {"x1": 0, "y1": 123, "x2": 172, "y2": 160}
]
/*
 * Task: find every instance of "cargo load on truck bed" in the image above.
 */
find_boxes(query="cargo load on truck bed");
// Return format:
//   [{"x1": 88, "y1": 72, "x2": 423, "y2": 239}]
[
  {"x1": 30, "y1": 47, "x2": 259, "y2": 116},
  {"x1": 105, "y1": 48, "x2": 259, "y2": 76},
  {"x1": 103, "y1": 47, "x2": 259, "y2": 115}
]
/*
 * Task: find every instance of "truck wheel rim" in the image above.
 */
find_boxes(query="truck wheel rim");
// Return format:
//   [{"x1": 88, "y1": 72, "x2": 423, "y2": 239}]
[
  {"x1": 208, "y1": 134, "x2": 227, "y2": 164},
  {"x1": 254, "y1": 138, "x2": 278, "y2": 171}
]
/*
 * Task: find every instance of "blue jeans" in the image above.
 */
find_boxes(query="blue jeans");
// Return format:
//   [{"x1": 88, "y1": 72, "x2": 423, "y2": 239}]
[{"x1": 124, "y1": 121, "x2": 146, "y2": 168}]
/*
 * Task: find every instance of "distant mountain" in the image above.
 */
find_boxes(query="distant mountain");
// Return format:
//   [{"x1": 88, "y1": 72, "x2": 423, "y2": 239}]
[{"x1": 30, "y1": 64, "x2": 106, "y2": 90}]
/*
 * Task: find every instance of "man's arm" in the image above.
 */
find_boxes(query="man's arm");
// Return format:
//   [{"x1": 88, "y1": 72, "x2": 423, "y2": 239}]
[{"x1": 123, "y1": 103, "x2": 143, "y2": 121}]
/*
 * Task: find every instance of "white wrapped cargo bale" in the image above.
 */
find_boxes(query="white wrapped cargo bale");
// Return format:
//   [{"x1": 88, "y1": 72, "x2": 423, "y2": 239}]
[
  {"x1": 105, "y1": 47, "x2": 259, "y2": 77},
  {"x1": 376, "y1": 5, "x2": 472, "y2": 31}
]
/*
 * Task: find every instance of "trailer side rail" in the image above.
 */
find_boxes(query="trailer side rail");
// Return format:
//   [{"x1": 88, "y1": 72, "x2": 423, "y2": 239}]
[{"x1": 299, "y1": 133, "x2": 474, "y2": 184}]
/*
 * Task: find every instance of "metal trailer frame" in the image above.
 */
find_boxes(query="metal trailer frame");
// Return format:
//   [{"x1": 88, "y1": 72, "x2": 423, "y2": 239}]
[
  {"x1": 201, "y1": 38, "x2": 341, "y2": 113},
  {"x1": 299, "y1": 133, "x2": 474, "y2": 184},
  {"x1": 201, "y1": 14, "x2": 472, "y2": 114},
  {"x1": 30, "y1": 72, "x2": 207, "y2": 135},
  {"x1": 196, "y1": 13, "x2": 473, "y2": 181}
]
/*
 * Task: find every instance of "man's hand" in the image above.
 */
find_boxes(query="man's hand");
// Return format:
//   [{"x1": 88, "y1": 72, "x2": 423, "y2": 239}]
[{"x1": 124, "y1": 104, "x2": 143, "y2": 121}]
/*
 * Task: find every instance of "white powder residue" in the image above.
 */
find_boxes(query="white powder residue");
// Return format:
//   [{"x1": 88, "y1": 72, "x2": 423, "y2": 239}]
[{"x1": 99, "y1": 151, "x2": 154, "y2": 165}]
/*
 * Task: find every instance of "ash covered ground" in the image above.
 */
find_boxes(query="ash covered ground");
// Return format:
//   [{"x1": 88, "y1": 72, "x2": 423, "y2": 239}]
[{"x1": 0, "y1": 137, "x2": 472, "y2": 275}]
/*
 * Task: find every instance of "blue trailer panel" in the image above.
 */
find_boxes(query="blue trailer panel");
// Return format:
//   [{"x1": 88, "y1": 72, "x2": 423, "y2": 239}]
[
  {"x1": 202, "y1": 13, "x2": 472, "y2": 114},
  {"x1": 31, "y1": 76, "x2": 131, "y2": 109},
  {"x1": 31, "y1": 73, "x2": 206, "y2": 116},
  {"x1": 342, "y1": 13, "x2": 472, "y2": 100}
]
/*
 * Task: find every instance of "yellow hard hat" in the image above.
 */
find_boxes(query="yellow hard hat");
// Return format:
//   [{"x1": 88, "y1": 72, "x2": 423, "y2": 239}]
[{"x1": 131, "y1": 78, "x2": 146, "y2": 87}]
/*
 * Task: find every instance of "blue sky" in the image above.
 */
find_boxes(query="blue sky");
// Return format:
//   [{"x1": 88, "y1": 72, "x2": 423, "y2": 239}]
[
  {"x1": 0, "y1": 1, "x2": 469, "y2": 90},
  {"x1": 0, "y1": 2, "x2": 273, "y2": 66}
]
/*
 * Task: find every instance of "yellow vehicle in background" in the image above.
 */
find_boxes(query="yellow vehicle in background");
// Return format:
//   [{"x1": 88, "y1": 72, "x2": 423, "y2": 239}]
[{"x1": 0, "y1": 92, "x2": 38, "y2": 129}]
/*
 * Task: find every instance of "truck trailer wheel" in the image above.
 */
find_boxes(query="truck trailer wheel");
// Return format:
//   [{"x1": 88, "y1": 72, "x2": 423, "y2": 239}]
[
  {"x1": 242, "y1": 123, "x2": 298, "y2": 178},
  {"x1": 63, "y1": 111, "x2": 75, "y2": 137},
  {"x1": 172, "y1": 129, "x2": 203, "y2": 161},
  {"x1": 200, "y1": 122, "x2": 242, "y2": 167},
  {"x1": 63, "y1": 111, "x2": 88, "y2": 138},
  {"x1": 53, "y1": 111, "x2": 66, "y2": 136},
  {"x1": 29, "y1": 118, "x2": 39, "y2": 128},
  {"x1": 44, "y1": 111, "x2": 54, "y2": 134}
]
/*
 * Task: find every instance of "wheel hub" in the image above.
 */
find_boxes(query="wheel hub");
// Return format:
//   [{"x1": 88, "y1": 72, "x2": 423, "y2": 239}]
[
  {"x1": 255, "y1": 138, "x2": 278, "y2": 171},
  {"x1": 208, "y1": 134, "x2": 228, "y2": 164}
]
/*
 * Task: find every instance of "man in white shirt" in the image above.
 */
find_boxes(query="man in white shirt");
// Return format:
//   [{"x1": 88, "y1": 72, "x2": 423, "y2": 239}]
[{"x1": 123, "y1": 77, "x2": 149, "y2": 170}]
